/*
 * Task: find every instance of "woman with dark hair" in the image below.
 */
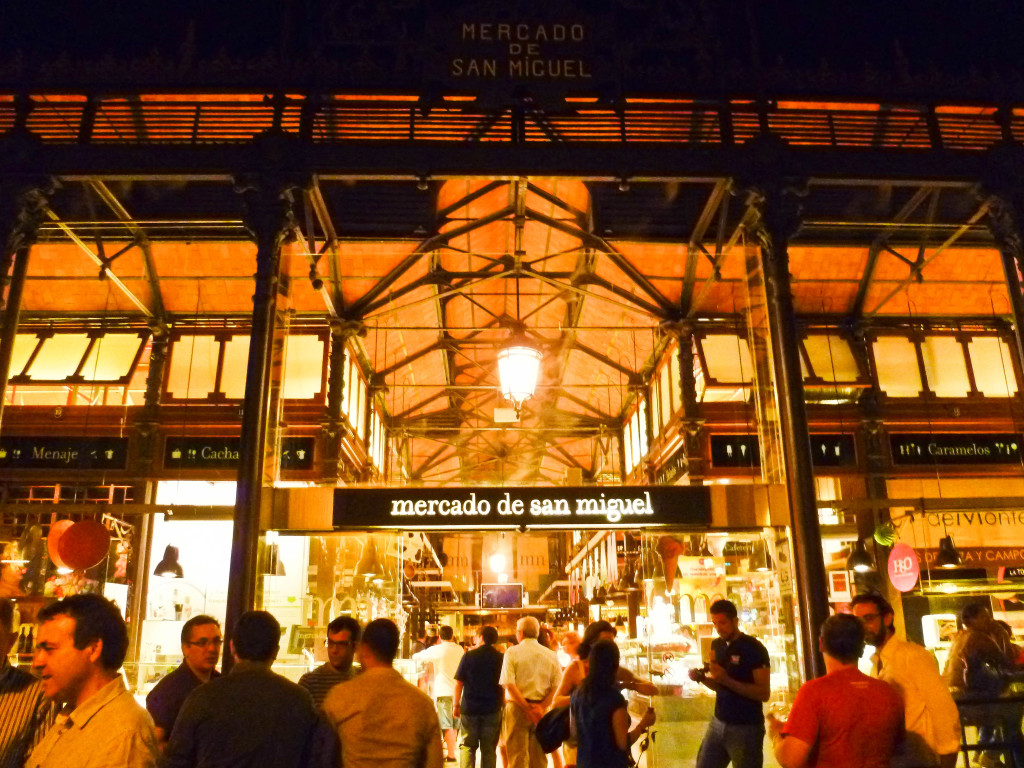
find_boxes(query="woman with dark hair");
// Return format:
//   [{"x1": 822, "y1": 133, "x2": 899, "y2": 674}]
[
  {"x1": 571, "y1": 640, "x2": 653, "y2": 768},
  {"x1": 552, "y1": 621, "x2": 657, "y2": 709}
]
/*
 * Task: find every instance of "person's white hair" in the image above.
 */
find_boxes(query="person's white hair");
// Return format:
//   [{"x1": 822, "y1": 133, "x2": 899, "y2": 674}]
[{"x1": 517, "y1": 616, "x2": 539, "y2": 638}]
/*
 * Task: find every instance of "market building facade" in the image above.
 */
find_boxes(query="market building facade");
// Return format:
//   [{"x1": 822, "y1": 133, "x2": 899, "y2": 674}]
[{"x1": 2, "y1": 2, "x2": 1024, "y2": 762}]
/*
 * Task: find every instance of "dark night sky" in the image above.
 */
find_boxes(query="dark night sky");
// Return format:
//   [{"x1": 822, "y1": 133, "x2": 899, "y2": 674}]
[{"x1": 1, "y1": 1, "x2": 1021, "y2": 95}]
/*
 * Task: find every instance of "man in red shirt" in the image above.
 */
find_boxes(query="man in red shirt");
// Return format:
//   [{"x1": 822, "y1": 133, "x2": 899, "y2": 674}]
[{"x1": 768, "y1": 614, "x2": 903, "y2": 768}]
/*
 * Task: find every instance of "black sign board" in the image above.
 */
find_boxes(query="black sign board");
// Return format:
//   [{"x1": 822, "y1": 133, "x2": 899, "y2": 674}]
[
  {"x1": 710, "y1": 435, "x2": 760, "y2": 468},
  {"x1": 710, "y1": 434, "x2": 856, "y2": 469},
  {"x1": 0, "y1": 436, "x2": 129, "y2": 470},
  {"x1": 1003, "y1": 567, "x2": 1024, "y2": 580},
  {"x1": 164, "y1": 437, "x2": 315, "y2": 470},
  {"x1": 810, "y1": 435, "x2": 858, "y2": 468},
  {"x1": 332, "y1": 486, "x2": 711, "y2": 530},
  {"x1": 890, "y1": 434, "x2": 1022, "y2": 465}
]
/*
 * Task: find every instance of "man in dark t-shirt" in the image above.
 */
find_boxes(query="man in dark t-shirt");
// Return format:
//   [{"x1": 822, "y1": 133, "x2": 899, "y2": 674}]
[
  {"x1": 688, "y1": 599, "x2": 771, "y2": 768},
  {"x1": 146, "y1": 615, "x2": 222, "y2": 745},
  {"x1": 453, "y1": 626, "x2": 504, "y2": 768}
]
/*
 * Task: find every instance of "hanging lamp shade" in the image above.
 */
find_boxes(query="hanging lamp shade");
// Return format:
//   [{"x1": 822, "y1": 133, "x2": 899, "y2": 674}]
[
  {"x1": 936, "y1": 535, "x2": 961, "y2": 569},
  {"x1": 846, "y1": 538, "x2": 875, "y2": 573},
  {"x1": 355, "y1": 539, "x2": 386, "y2": 580},
  {"x1": 154, "y1": 545, "x2": 184, "y2": 578},
  {"x1": 616, "y1": 559, "x2": 640, "y2": 592},
  {"x1": 497, "y1": 341, "x2": 542, "y2": 416},
  {"x1": 750, "y1": 539, "x2": 774, "y2": 573},
  {"x1": 263, "y1": 543, "x2": 286, "y2": 577}
]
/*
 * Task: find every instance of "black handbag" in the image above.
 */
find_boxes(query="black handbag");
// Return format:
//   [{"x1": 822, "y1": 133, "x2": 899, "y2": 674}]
[{"x1": 535, "y1": 706, "x2": 571, "y2": 753}]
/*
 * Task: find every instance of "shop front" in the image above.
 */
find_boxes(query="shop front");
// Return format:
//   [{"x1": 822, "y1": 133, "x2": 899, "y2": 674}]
[{"x1": 253, "y1": 484, "x2": 798, "y2": 765}]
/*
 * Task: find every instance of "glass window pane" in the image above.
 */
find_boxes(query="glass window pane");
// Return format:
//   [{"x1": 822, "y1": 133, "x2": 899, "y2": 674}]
[
  {"x1": 670, "y1": 347, "x2": 682, "y2": 412},
  {"x1": 638, "y1": 400, "x2": 649, "y2": 456},
  {"x1": 5, "y1": 386, "x2": 70, "y2": 406},
  {"x1": 650, "y1": 380, "x2": 661, "y2": 440},
  {"x1": 80, "y1": 334, "x2": 143, "y2": 381},
  {"x1": 167, "y1": 336, "x2": 220, "y2": 398},
  {"x1": 700, "y1": 335, "x2": 753, "y2": 383},
  {"x1": 804, "y1": 334, "x2": 860, "y2": 383},
  {"x1": 969, "y1": 337, "x2": 1018, "y2": 396},
  {"x1": 873, "y1": 337, "x2": 922, "y2": 397},
  {"x1": 921, "y1": 336, "x2": 970, "y2": 397},
  {"x1": 10, "y1": 334, "x2": 39, "y2": 376},
  {"x1": 221, "y1": 337, "x2": 251, "y2": 399},
  {"x1": 283, "y1": 336, "x2": 325, "y2": 400},
  {"x1": 659, "y1": 363, "x2": 672, "y2": 427},
  {"x1": 623, "y1": 422, "x2": 633, "y2": 472},
  {"x1": 26, "y1": 333, "x2": 91, "y2": 380},
  {"x1": 355, "y1": 378, "x2": 367, "y2": 439},
  {"x1": 344, "y1": 352, "x2": 357, "y2": 423},
  {"x1": 626, "y1": 411, "x2": 634, "y2": 466}
]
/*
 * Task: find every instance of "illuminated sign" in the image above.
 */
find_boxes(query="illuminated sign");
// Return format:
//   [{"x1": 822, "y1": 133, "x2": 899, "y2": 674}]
[
  {"x1": 332, "y1": 486, "x2": 711, "y2": 529},
  {"x1": 0, "y1": 437, "x2": 128, "y2": 470},
  {"x1": 890, "y1": 433, "x2": 1022, "y2": 465},
  {"x1": 710, "y1": 434, "x2": 856, "y2": 469},
  {"x1": 164, "y1": 437, "x2": 315, "y2": 470}
]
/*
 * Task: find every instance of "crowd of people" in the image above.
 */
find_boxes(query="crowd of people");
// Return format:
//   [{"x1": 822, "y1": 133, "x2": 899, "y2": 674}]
[
  {"x1": 0, "y1": 593, "x2": 1022, "y2": 767},
  {"x1": 0, "y1": 595, "x2": 660, "y2": 768}
]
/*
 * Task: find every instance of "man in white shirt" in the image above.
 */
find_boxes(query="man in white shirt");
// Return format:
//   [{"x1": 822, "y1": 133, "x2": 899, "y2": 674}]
[
  {"x1": 414, "y1": 625, "x2": 465, "y2": 762},
  {"x1": 499, "y1": 617, "x2": 562, "y2": 768},
  {"x1": 26, "y1": 594, "x2": 158, "y2": 768},
  {"x1": 851, "y1": 593, "x2": 961, "y2": 768}
]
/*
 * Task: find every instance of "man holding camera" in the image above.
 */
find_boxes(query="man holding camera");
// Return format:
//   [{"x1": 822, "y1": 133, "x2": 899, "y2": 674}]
[{"x1": 688, "y1": 599, "x2": 771, "y2": 768}]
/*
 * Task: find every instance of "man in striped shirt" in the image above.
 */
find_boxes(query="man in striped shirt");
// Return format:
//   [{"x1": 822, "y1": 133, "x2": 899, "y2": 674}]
[
  {"x1": 299, "y1": 616, "x2": 361, "y2": 707},
  {"x1": 0, "y1": 600, "x2": 51, "y2": 768}
]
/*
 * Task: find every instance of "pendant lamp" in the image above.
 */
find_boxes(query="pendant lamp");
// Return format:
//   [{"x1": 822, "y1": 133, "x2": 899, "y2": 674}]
[
  {"x1": 750, "y1": 539, "x2": 773, "y2": 573},
  {"x1": 498, "y1": 339, "x2": 542, "y2": 417},
  {"x1": 497, "y1": 269, "x2": 542, "y2": 417},
  {"x1": 263, "y1": 543, "x2": 286, "y2": 577},
  {"x1": 936, "y1": 535, "x2": 961, "y2": 569},
  {"x1": 355, "y1": 539, "x2": 386, "y2": 581},
  {"x1": 154, "y1": 545, "x2": 184, "y2": 579},
  {"x1": 846, "y1": 538, "x2": 875, "y2": 573}
]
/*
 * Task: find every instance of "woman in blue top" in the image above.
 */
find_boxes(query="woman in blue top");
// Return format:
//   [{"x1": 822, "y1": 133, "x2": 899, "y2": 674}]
[{"x1": 570, "y1": 639, "x2": 653, "y2": 768}]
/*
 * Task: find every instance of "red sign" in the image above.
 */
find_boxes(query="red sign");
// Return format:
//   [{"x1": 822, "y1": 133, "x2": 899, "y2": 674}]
[{"x1": 888, "y1": 543, "x2": 920, "y2": 592}]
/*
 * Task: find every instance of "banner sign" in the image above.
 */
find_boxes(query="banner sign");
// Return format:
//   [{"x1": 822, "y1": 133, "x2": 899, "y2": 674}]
[
  {"x1": 916, "y1": 546, "x2": 1024, "y2": 570},
  {"x1": 888, "y1": 542, "x2": 920, "y2": 592},
  {"x1": 0, "y1": 436, "x2": 128, "y2": 470},
  {"x1": 164, "y1": 437, "x2": 315, "y2": 470},
  {"x1": 710, "y1": 434, "x2": 856, "y2": 469},
  {"x1": 332, "y1": 486, "x2": 711, "y2": 529},
  {"x1": 890, "y1": 434, "x2": 1022, "y2": 465}
]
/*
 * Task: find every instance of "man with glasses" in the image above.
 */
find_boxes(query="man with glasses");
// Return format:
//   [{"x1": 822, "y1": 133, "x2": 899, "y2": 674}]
[
  {"x1": 299, "y1": 616, "x2": 361, "y2": 708},
  {"x1": 146, "y1": 615, "x2": 222, "y2": 745},
  {"x1": 851, "y1": 593, "x2": 960, "y2": 768}
]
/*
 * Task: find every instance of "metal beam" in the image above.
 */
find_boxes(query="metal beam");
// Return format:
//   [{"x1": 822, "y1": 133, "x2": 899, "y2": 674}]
[
  {"x1": 525, "y1": 206, "x2": 675, "y2": 315},
  {"x1": 682, "y1": 180, "x2": 730, "y2": 313},
  {"x1": 852, "y1": 185, "x2": 936, "y2": 318},
  {"x1": 351, "y1": 204, "x2": 514, "y2": 316},
  {"x1": 867, "y1": 200, "x2": 991, "y2": 315},
  {"x1": 43, "y1": 207, "x2": 155, "y2": 318},
  {"x1": 33, "y1": 143, "x2": 998, "y2": 184},
  {"x1": 87, "y1": 180, "x2": 167, "y2": 329}
]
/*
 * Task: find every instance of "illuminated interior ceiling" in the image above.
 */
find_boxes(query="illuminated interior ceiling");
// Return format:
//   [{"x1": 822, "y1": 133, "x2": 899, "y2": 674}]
[{"x1": 18, "y1": 174, "x2": 1005, "y2": 486}]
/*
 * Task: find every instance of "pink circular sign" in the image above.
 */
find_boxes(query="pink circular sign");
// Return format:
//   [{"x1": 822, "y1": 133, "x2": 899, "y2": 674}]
[{"x1": 888, "y1": 542, "x2": 920, "y2": 592}]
